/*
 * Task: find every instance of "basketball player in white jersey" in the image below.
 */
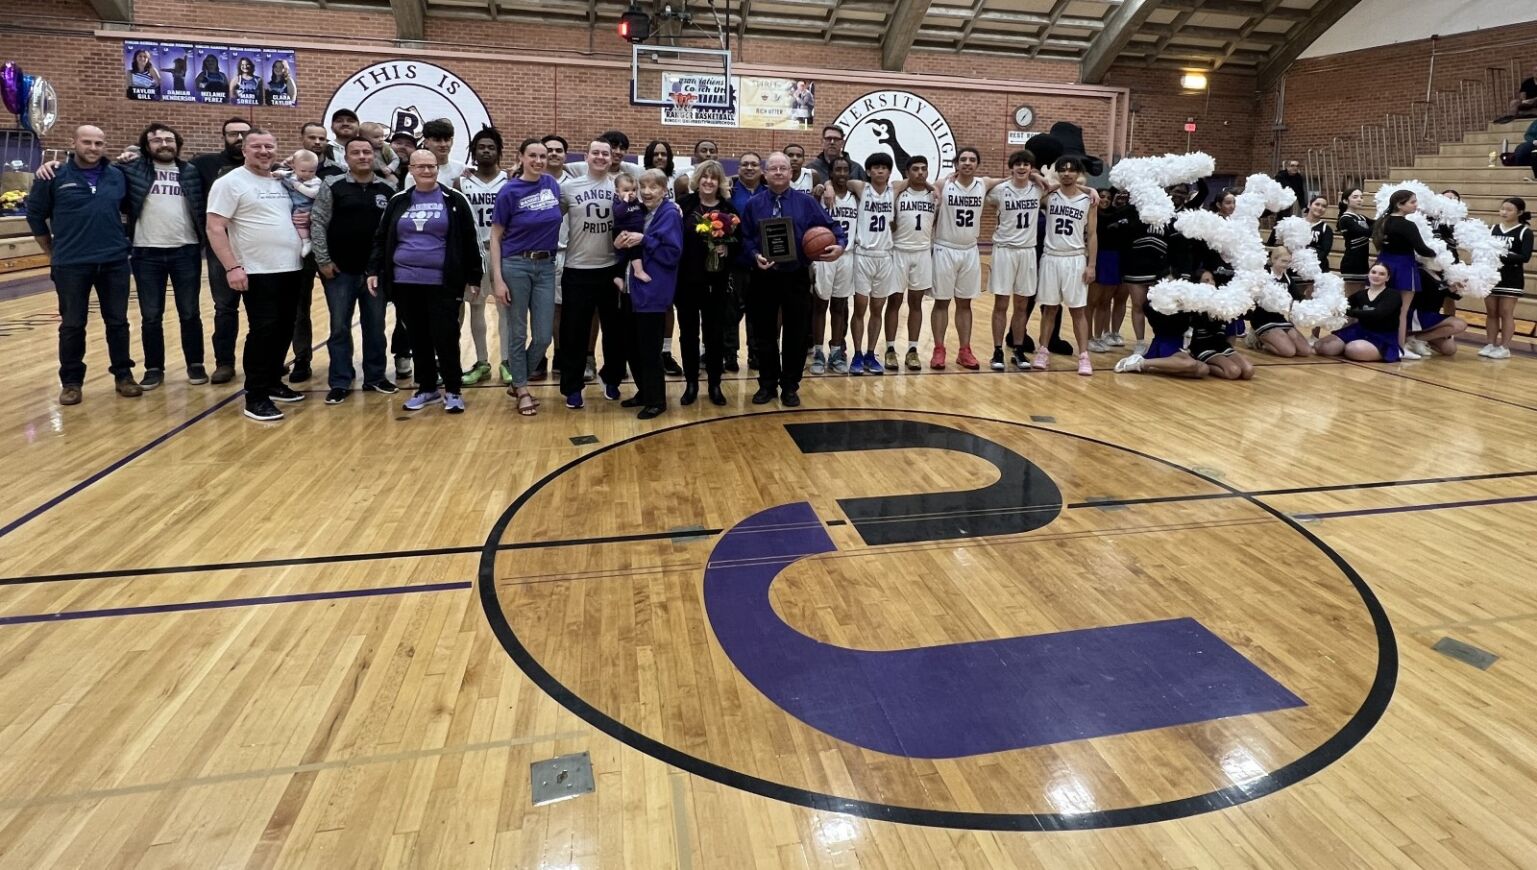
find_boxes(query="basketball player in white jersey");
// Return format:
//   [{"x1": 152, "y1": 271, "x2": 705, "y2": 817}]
[
  {"x1": 454, "y1": 127, "x2": 508, "y2": 385},
  {"x1": 810, "y1": 156, "x2": 859, "y2": 374},
  {"x1": 823, "y1": 152, "x2": 899, "y2": 374},
  {"x1": 786, "y1": 143, "x2": 819, "y2": 192},
  {"x1": 929, "y1": 146, "x2": 987, "y2": 370},
  {"x1": 1034, "y1": 156, "x2": 1098, "y2": 376},
  {"x1": 891, "y1": 155, "x2": 936, "y2": 371},
  {"x1": 984, "y1": 150, "x2": 1045, "y2": 370}
]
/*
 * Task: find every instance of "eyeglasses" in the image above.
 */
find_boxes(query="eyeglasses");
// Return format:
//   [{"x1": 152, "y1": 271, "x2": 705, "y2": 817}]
[
  {"x1": 823, "y1": 135, "x2": 842, "y2": 141},
  {"x1": 409, "y1": 163, "x2": 438, "y2": 170}
]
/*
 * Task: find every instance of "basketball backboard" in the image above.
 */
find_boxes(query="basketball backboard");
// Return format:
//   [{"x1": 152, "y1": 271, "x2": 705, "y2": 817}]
[{"x1": 630, "y1": 45, "x2": 734, "y2": 111}]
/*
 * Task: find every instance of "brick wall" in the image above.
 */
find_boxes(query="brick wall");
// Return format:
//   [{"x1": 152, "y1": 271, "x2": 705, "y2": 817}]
[
  {"x1": 1253, "y1": 19, "x2": 1537, "y2": 172},
  {"x1": 7, "y1": 0, "x2": 1144, "y2": 178},
  {"x1": 1104, "y1": 65, "x2": 1258, "y2": 174}
]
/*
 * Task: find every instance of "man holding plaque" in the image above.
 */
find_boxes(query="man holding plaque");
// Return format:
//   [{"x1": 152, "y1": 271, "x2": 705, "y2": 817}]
[{"x1": 740, "y1": 151, "x2": 846, "y2": 408}]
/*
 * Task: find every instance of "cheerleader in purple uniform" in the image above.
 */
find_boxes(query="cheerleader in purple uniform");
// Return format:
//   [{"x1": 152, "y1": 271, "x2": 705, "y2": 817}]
[
  {"x1": 1316, "y1": 262, "x2": 1402, "y2": 362},
  {"x1": 1371, "y1": 189, "x2": 1440, "y2": 357},
  {"x1": 1112, "y1": 302, "x2": 1205, "y2": 378}
]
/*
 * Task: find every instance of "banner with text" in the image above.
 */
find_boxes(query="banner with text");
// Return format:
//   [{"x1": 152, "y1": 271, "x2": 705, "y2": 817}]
[
  {"x1": 660, "y1": 74, "x2": 816, "y2": 129},
  {"x1": 124, "y1": 40, "x2": 299, "y2": 107}
]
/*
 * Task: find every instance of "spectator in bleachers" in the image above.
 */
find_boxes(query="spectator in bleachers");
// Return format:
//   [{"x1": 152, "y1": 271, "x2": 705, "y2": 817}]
[{"x1": 1512, "y1": 118, "x2": 1537, "y2": 181}]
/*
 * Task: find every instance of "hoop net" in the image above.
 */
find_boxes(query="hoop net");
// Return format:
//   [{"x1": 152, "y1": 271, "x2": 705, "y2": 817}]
[{"x1": 669, "y1": 91, "x2": 698, "y2": 123}]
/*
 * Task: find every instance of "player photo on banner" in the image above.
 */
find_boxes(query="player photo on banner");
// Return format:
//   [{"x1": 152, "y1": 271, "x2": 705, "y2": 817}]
[
  {"x1": 738, "y1": 77, "x2": 815, "y2": 130},
  {"x1": 262, "y1": 48, "x2": 299, "y2": 107},
  {"x1": 124, "y1": 41, "x2": 161, "y2": 101},
  {"x1": 228, "y1": 51, "x2": 265, "y2": 106},
  {"x1": 157, "y1": 42, "x2": 197, "y2": 103},
  {"x1": 193, "y1": 46, "x2": 232, "y2": 104}
]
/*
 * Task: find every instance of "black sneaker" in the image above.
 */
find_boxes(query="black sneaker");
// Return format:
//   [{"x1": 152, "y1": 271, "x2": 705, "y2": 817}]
[
  {"x1": 990, "y1": 348, "x2": 1005, "y2": 371},
  {"x1": 1011, "y1": 346, "x2": 1029, "y2": 369},
  {"x1": 747, "y1": 353, "x2": 760, "y2": 371},
  {"x1": 780, "y1": 390, "x2": 801, "y2": 407},
  {"x1": 187, "y1": 364, "x2": 209, "y2": 385},
  {"x1": 270, "y1": 384, "x2": 306, "y2": 403},
  {"x1": 244, "y1": 398, "x2": 283, "y2": 422},
  {"x1": 325, "y1": 387, "x2": 350, "y2": 405},
  {"x1": 210, "y1": 363, "x2": 236, "y2": 384},
  {"x1": 724, "y1": 355, "x2": 741, "y2": 373},
  {"x1": 752, "y1": 388, "x2": 776, "y2": 405},
  {"x1": 363, "y1": 379, "x2": 398, "y2": 394},
  {"x1": 289, "y1": 363, "x2": 313, "y2": 384},
  {"x1": 140, "y1": 369, "x2": 165, "y2": 390},
  {"x1": 662, "y1": 352, "x2": 683, "y2": 376}
]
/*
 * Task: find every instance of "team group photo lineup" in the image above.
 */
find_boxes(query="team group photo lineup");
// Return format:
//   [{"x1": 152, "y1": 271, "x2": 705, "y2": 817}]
[{"x1": 6, "y1": 0, "x2": 1537, "y2": 866}]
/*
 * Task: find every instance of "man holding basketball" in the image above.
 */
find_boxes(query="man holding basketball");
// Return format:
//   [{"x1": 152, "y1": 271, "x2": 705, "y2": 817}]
[{"x1": 740, "y1": 152, "x2": 846, "y2": 407}]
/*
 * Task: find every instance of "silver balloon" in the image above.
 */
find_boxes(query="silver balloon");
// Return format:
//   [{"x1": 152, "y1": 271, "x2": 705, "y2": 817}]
[{"x1": 25, "y1": 76, "x2": 57, "y2": 136}]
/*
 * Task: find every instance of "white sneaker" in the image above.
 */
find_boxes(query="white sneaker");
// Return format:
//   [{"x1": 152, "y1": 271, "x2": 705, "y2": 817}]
[
  {"x1": 1087, "y1": 338, "x2": 1109, "y2": 353},
  {"x1": 1478, "y1": 343, "x2": 1495, "y2": 357},
  {"x1": 1405, "y1": 338, "x2": 1432, "y2": 356},
  {"x1": 1491, "y1": 346, "x2": 1512, "y2": 359},
  {"x1": 1132, "y1": 341, "x2": 1147, "y2": 356},
  {"x1": 1114, "y1": 354, "x2": 1146, "y2": 373},
  {"x1": 1106, "y1": 332, "x2": 1125, "y2": 347},
  {"x1": 1399, "y1": 348, "x2": 1423, "y2": 361}
]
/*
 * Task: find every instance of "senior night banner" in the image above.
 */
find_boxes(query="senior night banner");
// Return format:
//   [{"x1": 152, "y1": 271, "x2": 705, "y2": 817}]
[{"x1": 125, "y1": 40, "x2": 299, "y2": 107}]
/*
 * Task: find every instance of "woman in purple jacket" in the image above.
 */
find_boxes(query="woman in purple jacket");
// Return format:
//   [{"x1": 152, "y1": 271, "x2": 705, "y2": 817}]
[{"x1": 615, "y1": 169, "x2": 683, "y2": 419}]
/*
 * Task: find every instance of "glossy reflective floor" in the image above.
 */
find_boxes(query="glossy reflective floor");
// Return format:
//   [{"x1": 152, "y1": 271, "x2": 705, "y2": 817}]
[{"x1": 2, "y1": 277, "x2": 1536, "y2": 868}]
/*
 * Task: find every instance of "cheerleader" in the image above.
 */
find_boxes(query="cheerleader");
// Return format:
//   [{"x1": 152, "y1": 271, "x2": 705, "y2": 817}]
[
  {"x1": 1245, "y1": 248, "x2": 1313, "y2": 357},
  {"x1": 1371, "y1": 189, "x2": 1440, "y2": 358},
  {"x1": 1437, "y1": 190, "x2": 1462, "y2": 319},
  {"x1": 1408, "y1": 266, "x2": 1469, "y2": 357},
  {"x1": 1336, "y1": 187, "x2": 1371, "y2": 291},
  {"x1": 1112, "y1": 303, "x2": 1206, "y2": 378},
  {"x1": 1089, "y1": 189, "x2": 1134, "y2": 352},
  {"x1": 1121, "y1": 216, "x2": 1169, "y2": 356},
  {"x1": 1192, "y1": 269, "x2": 1254, "y2": 380},
  {"x1": 1316, "y1": 262, "x2": 1402, "y2": 362},
  {"x1": 1484, "y1": 197, "x2": 1534, "y2": 359},
  {"x1": 1165, "y1": 180, "x2": 1209, "y2": 282}
]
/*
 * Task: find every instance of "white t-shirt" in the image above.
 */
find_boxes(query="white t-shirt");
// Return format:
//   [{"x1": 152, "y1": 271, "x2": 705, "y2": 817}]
[
  {"x1": 560, "y1": 173, "x2": 618, "y2": 269},
  {"x1": 854, "y1": 184, "x2": 895, "y2": 254},
  {"x1": 433, "y1": 158, "x2": 466, "y2": 187},
  {"x1": 206, "y1": 166, "x2": 303, "y2": 275},
  {"x1": 134, "y1": 162, "x2": 198, "y2": 248},
  {"x1": 989, "y1": 181, "x2": 1043, "y2": 247},
  {"x1": 1044, "y1": 189, "x2": 1093, "y2": 256},
  {"x1": 894, "y1": 187, "x2": 937, "y2": 252},
  {"x1": 934, "y1": 177, "x2": 985, "y2": 250}
]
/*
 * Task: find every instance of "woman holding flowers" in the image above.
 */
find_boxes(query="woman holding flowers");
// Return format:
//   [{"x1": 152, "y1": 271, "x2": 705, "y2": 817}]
[{"x1": 676, "y1": 159, "x2": 741, "y2": 406}]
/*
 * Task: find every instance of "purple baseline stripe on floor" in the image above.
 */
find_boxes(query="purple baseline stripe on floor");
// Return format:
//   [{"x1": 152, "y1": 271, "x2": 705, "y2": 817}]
[
  {"x1": 0, "y1": 580, "x2": 471, "y2": 627},
  {"x1": 0, "y1": 275, "x2": 53, "y2": 303},
  {"x1": 702, "y1": 502, "x2": 1305, "y2": 759},
  {"x1": 1294, "y1": 492, "x2": 1537, "y2": 521}
]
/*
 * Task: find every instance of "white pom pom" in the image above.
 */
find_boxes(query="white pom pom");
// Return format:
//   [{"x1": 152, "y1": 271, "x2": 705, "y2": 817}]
[
  {"x1": 1289, "y1": 273, "x2": 1349, "y2": 331},
  {"x1": 1148, "y1": 277, "x2": 1255, "y2": 321},
  {"x1": 1110, "y1": 152, "x2": 1215, "y2": 229},
  {"x1": 1448, "y1": 218, "x2": 1508, "y2": 299}
]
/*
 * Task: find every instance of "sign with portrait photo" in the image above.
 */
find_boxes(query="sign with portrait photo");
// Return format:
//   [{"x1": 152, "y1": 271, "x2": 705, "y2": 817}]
[{"x1": 122, "y1": 40, "x2": 298, "y2": 107}]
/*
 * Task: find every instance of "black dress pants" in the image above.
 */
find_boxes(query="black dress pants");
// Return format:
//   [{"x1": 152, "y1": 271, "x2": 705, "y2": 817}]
[
  {"x1": 677, "y1": 271, "x2": 729, "y2": 385},
  {"x1": 748, "y1": 266, "x2": 812, "y2": 394},
  {"x1": 558, "y1": 265, "x2": 628, "y2": 395}
]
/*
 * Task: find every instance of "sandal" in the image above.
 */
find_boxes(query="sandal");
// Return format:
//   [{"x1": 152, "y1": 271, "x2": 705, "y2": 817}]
[{"x1": 517, "y1": 391, "x2": 537, "y2": 416}]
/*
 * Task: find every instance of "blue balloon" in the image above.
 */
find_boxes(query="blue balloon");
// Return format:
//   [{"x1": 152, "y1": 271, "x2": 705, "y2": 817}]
[{"x1": 18, "y1": 74, "x2": 34, "y2": 131}]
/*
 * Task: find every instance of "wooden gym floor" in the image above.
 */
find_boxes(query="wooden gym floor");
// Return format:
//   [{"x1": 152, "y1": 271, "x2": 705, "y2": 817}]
[{"x1": 1, "y1": 274, "x2": 1535, "y2": 869}]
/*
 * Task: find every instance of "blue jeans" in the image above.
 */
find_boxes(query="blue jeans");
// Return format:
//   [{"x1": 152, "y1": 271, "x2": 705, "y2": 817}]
[
  {"x1": 500, "y1": 256, "x2": 556, "y2": 387},
  {"x1": 53, "y1": 259, "x2": 134, "y2": 386},
  {"x1": 132, "y1": 244, "x2": 204, "y2": 372},
  {"x1": 323, "y1": 270, "x2": 388, "y2": 388}
]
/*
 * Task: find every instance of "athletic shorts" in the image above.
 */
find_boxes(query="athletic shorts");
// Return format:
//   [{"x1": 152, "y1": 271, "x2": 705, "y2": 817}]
[
  {"x1": 989, "y1": 245, "x2": 1038, "y2": 297},
  {"x1": 929, "y1": 245, "x2": 981, "y2": 300},
  {"x1": 814, "y1": 253, "x2": 855, "y2": 300},
  {"x1": 854, "y1": 252, "x2": 901, "y2": 299},
  {"x1": 1037, "y1": 253, "x2": 1088, "y2": 308},
  {"x1": 896, "y1": 248, "x2": 932, "y2": 291}
]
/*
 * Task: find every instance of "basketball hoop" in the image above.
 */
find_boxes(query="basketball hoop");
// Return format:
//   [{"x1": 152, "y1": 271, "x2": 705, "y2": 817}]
[{"x1": 669, "y1": 90, "x2": 698, "y2": 124}]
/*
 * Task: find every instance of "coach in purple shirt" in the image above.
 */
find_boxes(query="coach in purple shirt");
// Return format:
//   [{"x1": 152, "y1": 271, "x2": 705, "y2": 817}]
[
  {"x1": 739, "y1": 151, "x2": 845, "y2": 407},
  {"x1": 490, "y1": 138, "x2": 563, "y2": 416}
]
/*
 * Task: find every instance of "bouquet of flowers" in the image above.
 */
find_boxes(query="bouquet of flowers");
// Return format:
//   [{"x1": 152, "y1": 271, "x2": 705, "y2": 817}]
[
  {"x1": 0, "y1": 189, "x2": 24, "y2": 215},
  {"x1": 694, "y1": 209, "x2": 741, "y2": 273}
]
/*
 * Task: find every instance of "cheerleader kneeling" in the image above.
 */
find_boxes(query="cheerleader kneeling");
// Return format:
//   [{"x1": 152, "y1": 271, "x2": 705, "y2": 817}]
[
  {"x1": 1316, "y1": 262, "x2": 1403, "y2": 362},
  {"x1": 1114, "y1": 270, "x2": 1253, "y2": 380}
]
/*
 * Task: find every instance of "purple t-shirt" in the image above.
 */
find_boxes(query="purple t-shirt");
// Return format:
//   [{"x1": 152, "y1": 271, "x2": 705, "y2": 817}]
[
  {"x1": 491, "y1": 174, "x2": 562, "y2": 257},
  {"x1": 393, "y1": 187, "x2": 449, "y2": 285}
]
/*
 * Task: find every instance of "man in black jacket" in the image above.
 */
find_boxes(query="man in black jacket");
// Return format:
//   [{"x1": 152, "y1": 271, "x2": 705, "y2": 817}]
[
  {"x1": 191, "y1": 116, "x2": 251, "y2": 384},
  {"x1": 311, "y1": 136, "x2": 399, "y2": 404},
  {"x1": 124, "y1": 123, "x2": 208, "y2": 389},
  {"x1": 807, "y1": 125, "x2": 867, "y2": 184},
  {"x1": 1274, "y1": 159, "x2": 1307, "y2": 218}
]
